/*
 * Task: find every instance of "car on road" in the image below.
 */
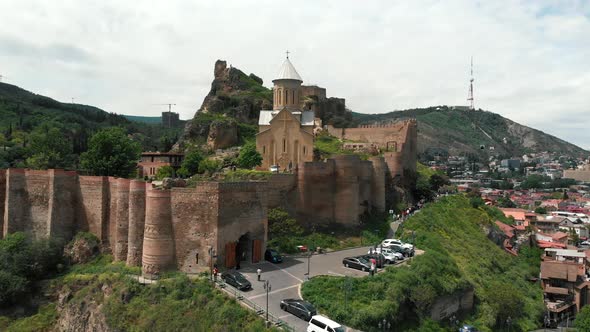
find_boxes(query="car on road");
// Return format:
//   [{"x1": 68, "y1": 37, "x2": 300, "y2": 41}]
[
  {"x1": 269, "y1": 165, "x2": 280, "y2": 173},
  {"x1": 342, "y1": 256, "x2": 370, "y2": 272},
  {"x1": 369, "y1": 247, "x2": 403, "y2": 263},
  {"x1": 280, "y1": 299, "x2": 317, "y2": 321},
  {"x1": 220, "y1": 271, "x2": 252, "y2": 291},
  {"x1": 580, "y1": 240, "x2": 590, "y2": 246},
  {"x1": 382, "y1": 238, "x2": 414, "y2": 250},
  {"x1": 307, "y1": 315, "x2": 345, "y2": 332},
  {"x1": 265, "y1": 248, "x2": 283, "y2": 263}
]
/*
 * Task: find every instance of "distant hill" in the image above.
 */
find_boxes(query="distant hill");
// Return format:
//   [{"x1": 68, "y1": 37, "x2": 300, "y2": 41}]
[
  {"x1": 352, "y1": 106, "x2": 588, "y2": 158},
  {"x1": 123, "y1": 115, "x2": 162, "y2": 124},
  {"x1": 0, "y1": 82, "x2": 183, "y2": 168}
]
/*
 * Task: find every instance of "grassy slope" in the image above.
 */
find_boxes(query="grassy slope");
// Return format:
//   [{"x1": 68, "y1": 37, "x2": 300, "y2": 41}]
[
  {"x1": 0, "y1": 255, "x2": 277, "y2": 332},
  {"x1": 302, "y1": 195, "x2": 543, "y2": 332},
  {"x1": 352, "y1": 106, "x2": 587, "y2": 157}
]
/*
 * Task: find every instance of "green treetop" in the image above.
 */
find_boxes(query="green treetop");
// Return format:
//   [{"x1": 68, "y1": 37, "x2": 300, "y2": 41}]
[{"x1": 80, "y1": 127, "x2": 141, "y2": 177}]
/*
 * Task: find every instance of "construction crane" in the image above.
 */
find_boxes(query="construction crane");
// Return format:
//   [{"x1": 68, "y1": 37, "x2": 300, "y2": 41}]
[{"x1": 155, "y1": 103, "x2": 176, "y2": 113}]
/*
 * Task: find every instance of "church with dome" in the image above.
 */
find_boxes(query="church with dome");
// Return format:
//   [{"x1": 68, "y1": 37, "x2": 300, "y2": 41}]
[{"x1": 256, "y1": 56, "x2": 317, "y2": 171}]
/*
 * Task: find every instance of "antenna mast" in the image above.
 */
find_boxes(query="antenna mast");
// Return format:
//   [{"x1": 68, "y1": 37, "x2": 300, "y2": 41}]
[{"x1": 467, "y1": 57, "x2": 474, "y2": 110}]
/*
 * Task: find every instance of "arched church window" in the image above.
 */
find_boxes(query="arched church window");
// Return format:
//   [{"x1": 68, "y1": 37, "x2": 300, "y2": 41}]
[
  {"x1": 292, "y1": 90, "x2": 295, "y2": 104},
  {"x1": 285, "y1": 89, "x2": 288, "y2": 104},
  {"x1": 278, "y1": 89, "x2": 282, "y2": 104},
  {"x1": 283, "y1": 139, "x2": 286, "y2": 152},
  {"x1": 263, "y1": 146, "x2": 266, "y2": 154}
]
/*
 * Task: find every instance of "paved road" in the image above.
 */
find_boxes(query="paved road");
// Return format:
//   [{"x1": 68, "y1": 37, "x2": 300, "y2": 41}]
[{"x1": 228, "y1": 246, "x2": 373, "y2": 332}]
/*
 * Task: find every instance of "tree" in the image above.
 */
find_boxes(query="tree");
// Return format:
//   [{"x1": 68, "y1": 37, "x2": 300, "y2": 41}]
[
  {"x1": 497, "y1": 194, "x2": 516, "y2": 208},
  {"x1": 534, "y1": 206, "x2": 547, "y2": 214},
  {"x1": 26, "y1": 124, "x2": 72, "y2": 169},
  {"x1": 198, "y1": 158, "x2": 220, "y2": 174},
  {"x1": 155, "y1": 165, "x2": 174, "y2": 180},
  {"x1": 80, "y1": 127, "x2": 141, "y2": 177},
  {"x1": 179, "y1": 149, "x2": 203, "y2": 176},
  {"x1": 236, "y1": 141, "x2": 262, "y2": 169},
  {"x1": 576, "y1": 305, "x2": 590, "y2": 332},
  {"x1": 268, "y1": 208, "x2": 303, "y2": 239}
]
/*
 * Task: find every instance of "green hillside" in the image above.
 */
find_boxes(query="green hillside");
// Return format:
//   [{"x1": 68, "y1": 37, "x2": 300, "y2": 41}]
[
  {"x1": 302, "y1": 195, "x2": 543, "y2": 331},
  {"x1": 353, "y1": 106, "x2": 588, "y2": 158},
  {"x1": 0, "y1": 82, "x2": 183, "y2": 169}
]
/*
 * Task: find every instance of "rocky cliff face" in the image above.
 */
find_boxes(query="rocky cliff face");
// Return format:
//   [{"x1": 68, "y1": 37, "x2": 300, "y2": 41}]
[
  {"x1": 174, "y1": 60, "x2": 272, "y2": 151},
  {"x1": 55, "y1": 286, "x2": 110, "y2": 332}
]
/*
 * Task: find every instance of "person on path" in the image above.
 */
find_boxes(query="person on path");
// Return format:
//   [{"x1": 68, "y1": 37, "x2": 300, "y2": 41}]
[
  {"x1": 370, "y1": 258, "x2": 376, "y2": 276},
  {"x1": 213, "y1": 266, "x2": 219, "y2": 282},
  {"x1": 257, "y1": 268, "x2": 262, "y2": 281}
]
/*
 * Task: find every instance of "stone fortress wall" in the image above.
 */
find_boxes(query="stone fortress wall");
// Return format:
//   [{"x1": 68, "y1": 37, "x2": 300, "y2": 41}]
[
  {"x1": 0, "y1": 169, "x2": 266, "y2": 279},
  {"x1": 326, "y1": 119, "x2": 418, "y2": 178}
]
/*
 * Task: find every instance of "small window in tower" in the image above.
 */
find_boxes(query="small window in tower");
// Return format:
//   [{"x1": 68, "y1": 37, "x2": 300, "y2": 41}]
[
  {"x1": 285, "y1": 89, "x2": 288, "y2": 104},
  {"x1": 292, "y1": 90, "x2": 295, "y2": 104},
  {"x1": 303, "y1": 146, "x2": 306, "y2": 155},
  {"x1": 283, "y1": 139, "x2": 286, "y2": 152},
  {"x1": 263, "y1": 146, "x2": 266, "y2": 154}
]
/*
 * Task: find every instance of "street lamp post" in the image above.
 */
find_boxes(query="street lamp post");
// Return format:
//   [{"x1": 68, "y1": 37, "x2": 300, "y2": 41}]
[
  {"x1": 264, "y1": 280, "x2": 272, "y2": 325},
  {"x1": 208, "y1": 247, "x2": 216, "y2": 282},
  {"x1": 378, "y1": 318, "x2": 391, "y2": 331}
]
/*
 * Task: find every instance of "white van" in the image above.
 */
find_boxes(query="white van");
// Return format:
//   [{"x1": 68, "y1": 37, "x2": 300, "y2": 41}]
[{"x1": 307, "y1": 315, "x2": 345, "y2": 332}]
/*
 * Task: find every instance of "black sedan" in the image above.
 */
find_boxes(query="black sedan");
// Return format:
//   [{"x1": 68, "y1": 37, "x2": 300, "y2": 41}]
[
  {"x1": 221, "y1": 271, "x2": 252, "y2": 291},
  {"x1": 342, "y1": 257, "x2": 370, "y2": 272},
  {"x1": 265, "y1": 248, "x2": 283, "y2": 263},
  {"x1": 280, "y1": 299, "x2": 317, "y2": 321}
]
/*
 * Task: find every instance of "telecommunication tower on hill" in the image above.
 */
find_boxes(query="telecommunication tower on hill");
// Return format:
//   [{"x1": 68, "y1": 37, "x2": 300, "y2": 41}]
[{"x1": 467, "y1": 57, "x2": 474, "y2": 110}]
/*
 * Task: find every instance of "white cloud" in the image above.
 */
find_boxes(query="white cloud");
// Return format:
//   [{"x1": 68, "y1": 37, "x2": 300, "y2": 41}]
[{"x1": 0, "y1": 0, "x2": 588, "y2": 149}]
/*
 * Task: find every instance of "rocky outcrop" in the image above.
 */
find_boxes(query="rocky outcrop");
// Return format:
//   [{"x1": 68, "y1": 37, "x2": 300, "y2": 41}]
[
  {"x1": 55, "y1": 286, "x2": 110, "y2": 332},
  {"x1": 63, "y1": 233, "x2": 100, "y2": 265},
  {"x1": 173, "y1": 60, "x2": 272, "y2": 151},
  {"x1": 207, "y1": 120, "x2": 238, "y2": 149}
]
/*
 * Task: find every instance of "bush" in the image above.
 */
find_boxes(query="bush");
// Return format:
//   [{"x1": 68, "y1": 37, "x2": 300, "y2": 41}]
[
  {"x1": 198, "y1": 158, "x2": 221, "y2": 174},
  {"x1": 155, "y1": 165, "x2": 174, "y2": 180},
  {"x1": 236, "y1": 141, "x2": 262, "y2": 169}
]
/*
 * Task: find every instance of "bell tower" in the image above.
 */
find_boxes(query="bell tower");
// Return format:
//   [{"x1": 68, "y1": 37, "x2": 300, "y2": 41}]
[{"x1": 272, "y1": 51, "x2": 303, "y2": 112}]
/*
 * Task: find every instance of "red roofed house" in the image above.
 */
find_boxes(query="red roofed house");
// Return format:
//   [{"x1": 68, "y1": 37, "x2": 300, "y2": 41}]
[{"x1": 541, "y1": 249, "x2": 590, "y2": 325}]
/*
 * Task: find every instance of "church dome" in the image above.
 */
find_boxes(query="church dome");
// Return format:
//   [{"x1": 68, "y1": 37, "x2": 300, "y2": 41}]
[{"x1": 274, "y1": 57, "x2": 302, "y2": 82}]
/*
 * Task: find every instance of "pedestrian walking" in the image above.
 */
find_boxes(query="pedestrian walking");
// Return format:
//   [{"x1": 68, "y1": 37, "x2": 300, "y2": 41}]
[
  {"x1": 370, "y1": 258, "x2": 376, "y2": 276},
  {"x1": 213, "y1": 265, "x2": 219, "y2": 282},
  {"x1": 257, "y1": 268, "x2": 262, "y2": 281}
]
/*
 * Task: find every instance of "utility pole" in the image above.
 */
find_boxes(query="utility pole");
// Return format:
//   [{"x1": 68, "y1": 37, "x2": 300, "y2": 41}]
[{"x1": 263, "y1": 280, "x2": 272, "y2": 326}]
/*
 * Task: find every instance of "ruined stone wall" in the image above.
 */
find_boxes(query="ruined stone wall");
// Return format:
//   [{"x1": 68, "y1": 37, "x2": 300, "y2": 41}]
[
  {"x1": 47, "y1": 170, "x2": 77, "y2": 242},
  {"x1": 114, "y1": 179, "x2": 130, "y2": 261},
  {"x1": 369, "y1": 157, "x2": 387, "y2": 212},
  {"x1": 326, "y1": 119, "x2": 418, "y2": 178},
  {"x1": 297, "y1": 160, "x2": 336, "y2": 227},
  {"x1": 127, "y1": 180, "x2": 146, "y2": 266},
  {"x1": 77, "y1": 176, "x2": 109, "y2": 243},
  {"x1": 107, "y1": 178, "x2": 118, "y2": 250},
  {"x1": 267, "y1": 174, "x2": 297, "y2": 210},
  {"x1": 170, "y1": 184, "x2": 219, "y2": 274},
  {"x1": 430, "y1": 288, "x2": 475, "y2": 321},
  {"x1": 333, "y1": 155, "x2": 361, "y2": 226},
  {"x1": 217, "y1": 182, "x2": 268, "y2": 266},
  {"x1": 0, "y1": 170, "x2": 5, "y2": 238}
]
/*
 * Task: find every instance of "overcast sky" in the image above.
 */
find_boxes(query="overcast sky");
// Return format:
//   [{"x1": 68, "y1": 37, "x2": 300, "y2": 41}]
[{"x1": 1, "y1": 0, "x2": 589, "y2": 149}]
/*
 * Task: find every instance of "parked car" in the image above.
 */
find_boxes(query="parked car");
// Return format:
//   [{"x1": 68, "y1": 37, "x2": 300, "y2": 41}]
[
  {"x1": 221, "y1": 271, "x2": 252, "y2": 291},
  {"x1": 359, "y1": 253, "x2": 385, "y2": 268},
  {"x1": 280, "y1": 299, "x2": 317, "y2": 321},
  {"x1": 382, "y1": 238, "x2": 414, "y2": 250},
  {"x1": 270, "y1": 165, "x2": 280, "y2": 173},
  {"x1": 342, "y1": 257, "x2": 370, "y2": 272},
  {"x1": 369, "y1": 247, "x2": 403, "y2": 263},
  {"x1": 385, "y1": 243, "x2": 415, "y2": 257},
  {"x1": 307, "y1": 315, "x2": 345, "y2": 332},
  {"x1": 265, "y1": 248, "x2": 283, "y2": 263},
  {"x1": 458, "y1": 325, "x2": 479, "y2": 332},
  {"x1": 580, "y1": 240, "x2": 590, "y2": 246}
]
